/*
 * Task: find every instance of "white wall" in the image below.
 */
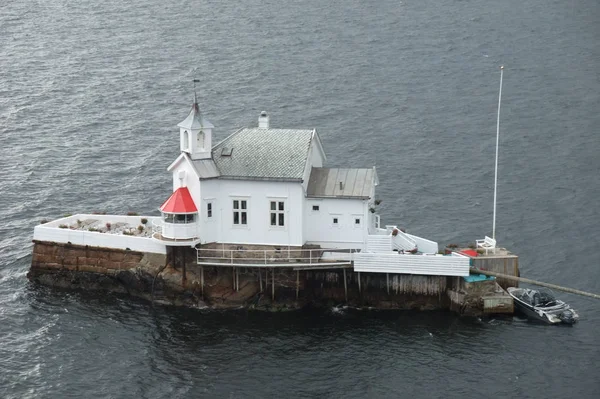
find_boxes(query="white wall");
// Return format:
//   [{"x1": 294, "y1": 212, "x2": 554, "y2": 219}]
[
  {"x1": 303, "y1": 197, "x2": 368, "y2": 249},
  {"x1": 301, "y1": 136, "x2": 325, "y2": 193},
  {"x1": 198, "y1": 179, "x2": 305, "y2": 246},
  {"x1": 354, "y1": 253, "x2": 469, "y2": 276},
  {"x1": 33, "y1": 215, "x2": 166, "y2": 254},
  {"x1": 170, "y1": 157, "x2": 201, "y2": 211}
]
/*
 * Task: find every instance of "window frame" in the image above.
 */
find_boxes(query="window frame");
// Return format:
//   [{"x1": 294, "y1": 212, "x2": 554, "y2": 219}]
[
  {"x1": 269, "y1": 199, "x2": 286, "y2": 228},
  {"x1": 206, "y1": 201, "x2": 213, "y2": 219},
  {"x1": 331, "y1": 214, "x2": 342, "y2": 228},
  {"x1": 232, "y1": 198, "x2": 249, "y2": 227}
]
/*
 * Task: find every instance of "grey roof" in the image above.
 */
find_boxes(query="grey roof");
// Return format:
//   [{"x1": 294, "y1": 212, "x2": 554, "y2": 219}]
[
  {"x1": 306, "y1": 168, "x2": 375, "y2": 199},
  {"x1": 191, "y1": 159, "x2": 220, "y2": 179},
  {"x1": 178, "y1": 103, "x2": 214, "y2": 130},
  {"x1": 212, "y1": 128, "x2": 314, "y2": 180}
]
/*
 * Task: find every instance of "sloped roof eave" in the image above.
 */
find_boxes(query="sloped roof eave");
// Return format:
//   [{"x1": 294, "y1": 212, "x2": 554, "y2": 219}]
[{"x1": 159, "y1": 187, "x2": 198, "y2": 213}]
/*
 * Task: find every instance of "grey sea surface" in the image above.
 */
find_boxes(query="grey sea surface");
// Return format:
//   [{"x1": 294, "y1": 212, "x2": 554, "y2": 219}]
[{"x1": 1, "y1": 0, "x2": 599, "y2": 397}]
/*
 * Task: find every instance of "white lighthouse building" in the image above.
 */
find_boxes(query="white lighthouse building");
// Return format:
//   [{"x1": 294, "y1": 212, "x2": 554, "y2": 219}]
[{"x1": 153, "y1": 96, "x2": 384, "y2": 251}]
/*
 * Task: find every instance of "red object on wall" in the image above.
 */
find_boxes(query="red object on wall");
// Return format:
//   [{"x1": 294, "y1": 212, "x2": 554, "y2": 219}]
[
  {"x1": 160, "y1": 187, "x2": 198, "y2": 213},
  {"x1": 459, "y1": 249, "x2": 478, "y2": 257}
]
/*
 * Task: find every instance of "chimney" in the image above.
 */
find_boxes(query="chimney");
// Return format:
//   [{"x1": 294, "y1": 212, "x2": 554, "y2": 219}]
[{"x1": 258, "y1": 111, "x2": 269, "y2": 129}]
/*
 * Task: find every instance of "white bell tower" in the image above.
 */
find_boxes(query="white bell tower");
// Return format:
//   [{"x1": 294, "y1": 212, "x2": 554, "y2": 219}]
[{"x1": 177, "y1": 85, "x2": 214, "y2": 160}]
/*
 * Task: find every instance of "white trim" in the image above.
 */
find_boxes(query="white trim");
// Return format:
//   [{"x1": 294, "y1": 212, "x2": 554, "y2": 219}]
[
  {"x1": 166, "y1": 152, "x2": 201, "y2": 180},
  {"x1": 232, "y1": 198, "x2": 249, "y2": 228},
  {"x1": 312, "y1": 129, "x2": 327, "y2": 164},
  {"x1": 268, "y1": 198, "x2": 286, "y2": 229},
  {"x1": 306, "y1": 240, "x2": 364, "y2": 245},
  {"x1": 183, "y1": 130, "x2": 190, "y2": 152},
  {"x1": 205, "y1": 200, "x2": 214, "y2": 220},
  {"x1": 330, "y1": 213, "x2": 342, "y2": 228}
]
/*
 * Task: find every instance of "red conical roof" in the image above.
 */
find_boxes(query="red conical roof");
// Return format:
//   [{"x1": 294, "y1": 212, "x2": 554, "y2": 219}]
[{"x1": 160, "y1": 187, "x2": 198, "y2": 213}]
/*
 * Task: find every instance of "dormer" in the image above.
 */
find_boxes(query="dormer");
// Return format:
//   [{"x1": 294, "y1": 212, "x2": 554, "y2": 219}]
[{"x1": 177, "y1": 98, "x2": 214, "y2": 160}]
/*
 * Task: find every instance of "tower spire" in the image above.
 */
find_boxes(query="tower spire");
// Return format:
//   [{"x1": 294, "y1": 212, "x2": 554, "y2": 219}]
[
  {"x1": 178, "y1": 80, "x2": 214, "y2": 160},
  {"x1": 192, "y1": 79, "x2": 200, "y2": 109}
]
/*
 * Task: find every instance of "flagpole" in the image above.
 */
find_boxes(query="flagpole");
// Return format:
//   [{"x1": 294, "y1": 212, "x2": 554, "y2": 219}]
[{"x1": 492, "y1": 66, "x2": 504, "y2": 240}]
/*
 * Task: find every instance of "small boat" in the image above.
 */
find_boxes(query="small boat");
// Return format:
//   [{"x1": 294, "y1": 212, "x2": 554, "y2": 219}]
[{"x1": 507, "y1": 287, "x2": 579, "y2": 325}]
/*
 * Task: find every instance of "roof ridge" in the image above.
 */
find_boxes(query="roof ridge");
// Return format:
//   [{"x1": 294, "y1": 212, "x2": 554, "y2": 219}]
[{"x1": 212, "y1": 127, "x2": 245, "y2": 150}]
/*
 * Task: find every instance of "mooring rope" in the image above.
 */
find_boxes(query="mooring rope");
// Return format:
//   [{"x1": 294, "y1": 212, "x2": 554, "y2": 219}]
[{"x1": 470, "y1": 267, "x2": 600, "y2": 300}]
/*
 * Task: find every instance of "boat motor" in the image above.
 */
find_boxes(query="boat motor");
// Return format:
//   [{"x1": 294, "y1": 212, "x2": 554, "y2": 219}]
[{"x1": 559, "y1": 310, "x2": 576, "y2": 324}]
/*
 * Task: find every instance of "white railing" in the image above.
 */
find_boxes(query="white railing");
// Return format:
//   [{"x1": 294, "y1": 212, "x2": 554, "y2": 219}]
[
  {"x1": 196, "y1": 247, "x2": 357, "y2": 266},
  {"x1": 152, "y1": 219, "x2": 199, "y2": 242},
  {"x1": 152, "y1": 219, "x2": 162, "y2": 234},
  {"x1": 367, "y1": 234, "x2": 392, "y2": 253},
  {"x1": 392, "y1": 230, "x2": 418, "y2": 252},
  {"x1": 354, "y1": 252, "x2": 470, "y2": 276},
  {"x1": 33, "y1": 214, "x2": 166, "y2": 254}
]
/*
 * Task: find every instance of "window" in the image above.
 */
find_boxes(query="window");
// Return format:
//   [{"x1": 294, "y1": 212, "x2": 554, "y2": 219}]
[
  {"x1": 355, "y1": 217, "x2": 361, "y2": 226},
  {"x1": 207, "y1": 202, "x2": 213, "y2": 218},
  {"x1": 312, "y1": 205, "x2": 320, "y2": 211},
  {"x1": 233, "y1": 199, "x2": 247, "y2": 225},
  {"x1": 164, "y1": 213, "x2": 194, "y2": 223},
  {"x1": 270, "y1": 200, "x2": 285, "y2": 227},
  {"x1": 176, "y1": 214, "x2": 194, "y2": 223},
  {"x1": 331, "y1": 214, "x2": 342, "y2": 228},
  {"x1": 183, "y1": 130, "x2": 189, "y2": 151}
]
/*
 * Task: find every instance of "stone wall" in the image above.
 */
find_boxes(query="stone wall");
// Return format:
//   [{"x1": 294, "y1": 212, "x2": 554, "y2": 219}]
[
  {"x1": 472, "y1": 254, "x2": 519, "y2": 289},
  {"x1": 29, "y1": 241, "x2": 493, "y2": 315},
  {"x1": 30, "y1": 240, "x2": 148, "y2": 274}
]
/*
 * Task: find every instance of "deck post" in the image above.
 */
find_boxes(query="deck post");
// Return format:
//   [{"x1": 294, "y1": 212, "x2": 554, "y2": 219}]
[
  {"x1": 358, "y1": 272, "x2": 361, "y2": 293},
  {"x1": 386, "y1": 273, "x2": 389, "y2": 294},
  {"x1": 296, "y1": 270, "x2": 299, "y2": 300},
  {"x1": 343, "y1": 268, "x2": 348, "y2": 302},
  {"x1": 271, "y1": 267, "x2": 275, "y2": 301},
  {"x1": 232, "y1": 267, "x2": 235, "y2": 291},
  {"x1": 259, "y1": 268, "x2": 263, "y2": 292},
  {"x1": 182, "y1": 248, "x2": 187, "y2": 285},
  {"x1": 201, "y1": 266, "x2": 204, "y2": 298}
]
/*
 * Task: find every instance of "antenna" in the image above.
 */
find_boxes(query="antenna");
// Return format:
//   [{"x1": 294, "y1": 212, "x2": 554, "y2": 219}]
[
  {"x1": 492, "y1": 66, "x2": 504, "y2": 240},
  {"x1": 192, "y1": 79, "x2": 200, "y2": 105}
]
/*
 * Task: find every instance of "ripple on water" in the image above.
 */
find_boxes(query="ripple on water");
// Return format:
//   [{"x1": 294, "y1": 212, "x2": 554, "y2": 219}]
[{"x1": 1, "y1": 0, "x2": 600, "y2": 398}]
